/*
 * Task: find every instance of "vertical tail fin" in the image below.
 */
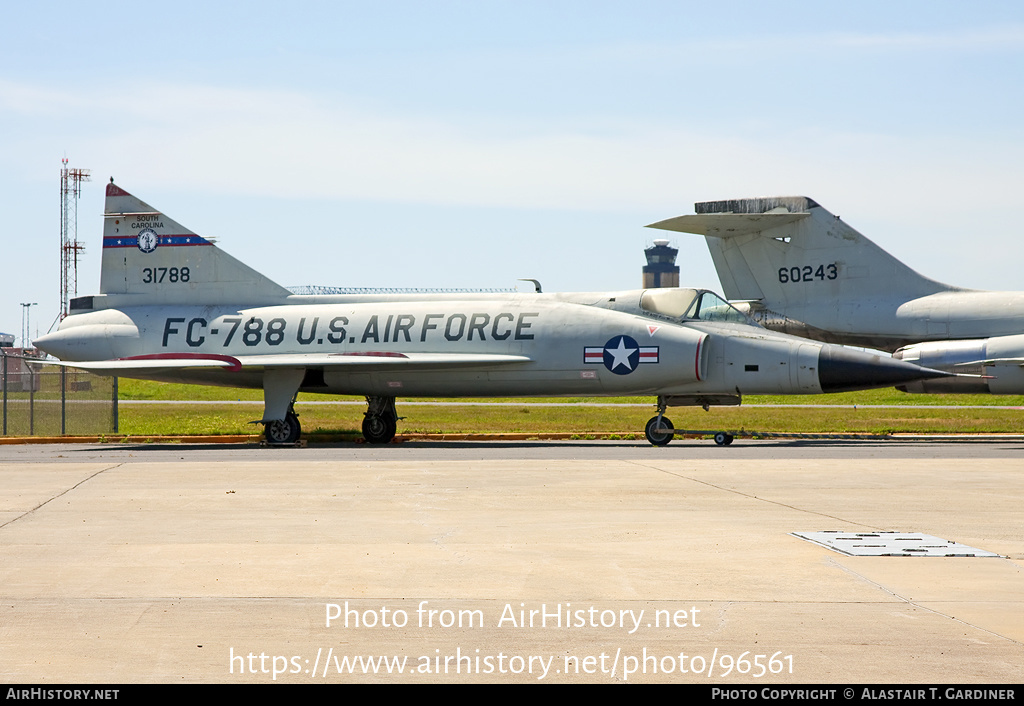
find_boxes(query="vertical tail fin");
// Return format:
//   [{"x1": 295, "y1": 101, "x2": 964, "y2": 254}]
[
  {"x1": 647, "y1": 196, "x2": 954, "y2": 307},
  {"x1": 99, "y1": 182, "x2": 290, "y2": 305}
]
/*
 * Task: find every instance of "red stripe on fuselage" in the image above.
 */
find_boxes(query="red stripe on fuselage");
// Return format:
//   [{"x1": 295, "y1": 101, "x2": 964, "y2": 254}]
[{"x1": 119, "y1": 353, "x2": 243, "y2": 372}]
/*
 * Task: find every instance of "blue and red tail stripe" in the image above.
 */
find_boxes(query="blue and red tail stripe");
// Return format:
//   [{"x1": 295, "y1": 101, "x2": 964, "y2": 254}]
[{"x1": 103, "y1": 234, "x2": 213, "y2": 248}]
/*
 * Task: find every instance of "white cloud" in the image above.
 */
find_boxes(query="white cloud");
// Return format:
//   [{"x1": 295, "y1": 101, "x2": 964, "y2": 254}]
[
  {"x1": 1, "y1": 79, "x2": 992, "y2": 220},
  {"x1": 4, "y1": 77, "x2": 1024, "y2": 259},
  {"x1": 4, "y1": 75, "x2": 1019, "y2": 219}
]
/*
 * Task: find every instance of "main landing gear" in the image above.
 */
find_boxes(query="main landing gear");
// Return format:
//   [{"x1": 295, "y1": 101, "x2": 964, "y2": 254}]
[
  {"x1": 264, "y1": 408, "x2": 301, "y2": 445},
  {"x1": 362, "y1": 395, "x2": 398, "y2": 444},
  {"x1": 260, "y1": 394, "x2": 400, "y2": 445},
  {"x1": 261, "y1": 368, "x2": 306, "y2": 446}
]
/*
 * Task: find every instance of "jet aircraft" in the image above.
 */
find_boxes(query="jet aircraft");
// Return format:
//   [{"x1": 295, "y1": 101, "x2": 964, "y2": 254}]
[
  {"x1": 648, "y1": 197, "x2": 1024, "y2": 395},
  {"x1": 34, "y1": 183, "x2": 949, "y2": 445}
]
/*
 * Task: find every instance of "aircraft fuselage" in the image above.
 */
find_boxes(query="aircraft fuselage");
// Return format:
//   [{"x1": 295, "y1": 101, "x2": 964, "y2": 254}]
[
  {"x1": 38, "y1": 294, "x2": 847, "y2": 399},
  {"x1": 742, "y1": 290, "x2": 1024, "y2": 352}
]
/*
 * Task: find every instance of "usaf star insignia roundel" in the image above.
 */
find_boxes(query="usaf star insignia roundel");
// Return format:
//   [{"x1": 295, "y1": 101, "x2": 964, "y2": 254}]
[{"x1": 583, "y1": 335, "x2": 659, "y2": 375}]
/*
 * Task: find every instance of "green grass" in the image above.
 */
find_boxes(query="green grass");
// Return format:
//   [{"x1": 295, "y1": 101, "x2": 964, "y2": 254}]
[
  {"x1": 118, "y1": 379, "x2": 267, "y2": 402},
  {"x1": 113, "y1": 379, "x2": 1024, "y2": 437},
  {"x1": 117, "y1": 402, "x2": 1024, "y2": 437},
  {"x1": 114, "y1": 378, "x2": 1024, "y2": 406}
]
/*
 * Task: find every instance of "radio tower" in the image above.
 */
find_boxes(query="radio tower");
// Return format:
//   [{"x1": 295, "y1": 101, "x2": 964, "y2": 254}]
[{"x1": 59, "y1": 158, "x2": 90, "y2": 319}]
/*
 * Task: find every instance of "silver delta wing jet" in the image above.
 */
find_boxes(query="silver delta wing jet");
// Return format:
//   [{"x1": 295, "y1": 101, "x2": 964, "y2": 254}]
[
  {"x1": 649, "y1": 196, "x2": 1024, "y2": 394},
  {"x1": 34, "y1": 183, "x2": 948, "y2": 445}
]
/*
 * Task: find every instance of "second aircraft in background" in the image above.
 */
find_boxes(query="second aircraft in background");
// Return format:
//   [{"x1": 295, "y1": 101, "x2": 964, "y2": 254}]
[{"x1": 650, "y1": 196, "x2": 1024, "y2": 395}]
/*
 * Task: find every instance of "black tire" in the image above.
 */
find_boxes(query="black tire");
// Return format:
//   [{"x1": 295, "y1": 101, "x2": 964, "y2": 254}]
[
  {"x1": 265, "y1": 412, "x2": 301, "y2": 445},
  {"x1": 362, "y1": 414, "x2": 397, "y2": 444},
  {"x1": 713, "y1": 432, "x2": 734, "y2": 446},
  {"x1": 644, "y1": 416, "x2": 674, "y2": 446}
]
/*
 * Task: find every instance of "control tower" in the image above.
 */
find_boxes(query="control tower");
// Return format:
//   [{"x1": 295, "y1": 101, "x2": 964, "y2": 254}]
[{"x1": 642, "y1": 239, "x2": 679, "y2": 288}]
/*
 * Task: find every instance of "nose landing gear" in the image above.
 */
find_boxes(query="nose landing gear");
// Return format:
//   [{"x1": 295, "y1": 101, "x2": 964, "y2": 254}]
[
  {"x1": 644, "y1": 396, "x2": 674, "y2": 446},
  {"x1": 644, "y1": 415, "x2": 674, "y2": 446}
]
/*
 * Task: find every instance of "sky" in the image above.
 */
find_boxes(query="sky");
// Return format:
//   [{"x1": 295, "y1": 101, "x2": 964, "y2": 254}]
[{"x1": 3, "y1": 1, "x2": 1024, "y2": 343}]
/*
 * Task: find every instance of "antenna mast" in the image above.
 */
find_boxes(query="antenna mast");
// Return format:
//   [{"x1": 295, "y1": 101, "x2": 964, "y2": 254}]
[{"x1": 59, "y1": 158, "x2": 90, "y2": 319}]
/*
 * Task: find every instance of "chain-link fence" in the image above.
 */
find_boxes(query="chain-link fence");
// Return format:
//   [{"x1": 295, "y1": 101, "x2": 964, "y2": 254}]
[{"x1": 1, "y1": 353, "x2": 118, "y2": 436}]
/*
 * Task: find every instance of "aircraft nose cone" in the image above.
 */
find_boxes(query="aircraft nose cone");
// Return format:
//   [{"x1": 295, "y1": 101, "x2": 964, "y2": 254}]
[
  {"x1": 32, "y1": 331, "x2": 59, "y2": 356},
  {"x1": 818, "y1": 346, "x2": 951, "y2": 393}
]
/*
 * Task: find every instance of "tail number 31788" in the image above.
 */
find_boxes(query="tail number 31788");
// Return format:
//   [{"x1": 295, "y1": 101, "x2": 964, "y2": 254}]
[{"x1": 142, "y1": 267, "x2": 191, "y2": 283}]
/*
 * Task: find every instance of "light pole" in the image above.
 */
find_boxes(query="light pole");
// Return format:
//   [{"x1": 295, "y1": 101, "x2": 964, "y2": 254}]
[{"x1": 20, "y1": 303, "x2": 37, "y2": 350}]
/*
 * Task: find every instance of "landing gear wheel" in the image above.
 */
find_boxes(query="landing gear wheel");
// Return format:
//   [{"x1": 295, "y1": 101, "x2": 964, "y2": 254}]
[
  {"x1": 265, "y1": 412, "x2": 301, "y2": 445},
  {"x1": 362, "y1": 414, "x2": 397, "y2": 444},
  {"x1": 713, "y1": 432, "x2": 734, "y2": 446},
  {"x1": 644, "y1": 416, "x2": 674, "y2": 446}
]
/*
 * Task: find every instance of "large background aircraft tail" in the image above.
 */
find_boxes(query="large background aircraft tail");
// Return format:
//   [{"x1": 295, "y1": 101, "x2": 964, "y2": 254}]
[
  {"x1": 99, "y1": 182, "x2": 291, "y2": 306},
  {"x1": 648, "y1": 196, "x2": 956, "y2": 309}
]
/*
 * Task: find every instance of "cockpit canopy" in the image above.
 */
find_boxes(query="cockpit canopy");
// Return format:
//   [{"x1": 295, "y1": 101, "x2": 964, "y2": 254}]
[{"x1": 640, "y1": 288, "x2": 752, "y2": 325}]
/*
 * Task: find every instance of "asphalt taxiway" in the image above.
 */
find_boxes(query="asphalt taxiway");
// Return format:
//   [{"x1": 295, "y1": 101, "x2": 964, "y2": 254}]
[{"x1": 1, "y1": 440, "x2": 1021, "y2": 683}]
